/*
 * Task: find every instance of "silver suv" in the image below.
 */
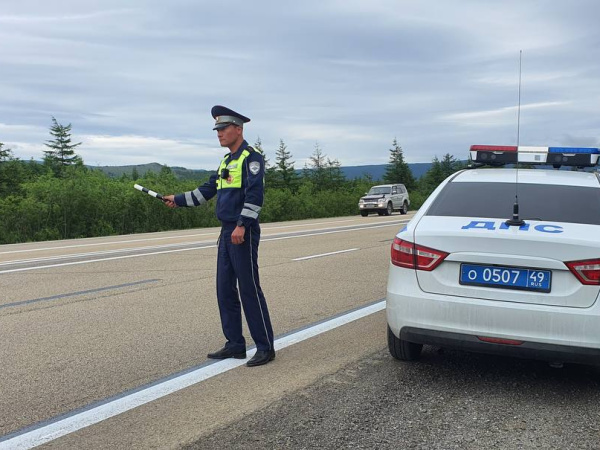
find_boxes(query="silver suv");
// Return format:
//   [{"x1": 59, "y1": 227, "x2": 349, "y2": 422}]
[{"x1": 358, "y1": 184, "x2": 410, "y2": 216}]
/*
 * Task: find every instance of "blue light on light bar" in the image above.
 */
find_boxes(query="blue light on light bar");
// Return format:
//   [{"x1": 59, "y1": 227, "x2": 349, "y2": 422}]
[
  {"x1": 546, "y1": 147, "x2": 600, "y2": 167},
  {"x1": 548, "y1": 147, "x2": 600, "y2": 154}
]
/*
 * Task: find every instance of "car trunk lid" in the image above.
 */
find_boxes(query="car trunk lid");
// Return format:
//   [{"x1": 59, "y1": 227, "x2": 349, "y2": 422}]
[{"x1": 413, "y1": 216, "x2": 600, "y2": 308}]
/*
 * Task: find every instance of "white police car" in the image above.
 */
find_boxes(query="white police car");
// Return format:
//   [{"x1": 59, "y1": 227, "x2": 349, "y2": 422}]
[{"x1": 387, "y1": 145, "x2": 600, "y2": 366}]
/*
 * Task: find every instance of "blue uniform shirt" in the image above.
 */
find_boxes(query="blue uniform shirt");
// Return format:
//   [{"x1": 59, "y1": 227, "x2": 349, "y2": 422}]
[{"x1": 174, "y1": 140, "x2": 265, "y2": 227}]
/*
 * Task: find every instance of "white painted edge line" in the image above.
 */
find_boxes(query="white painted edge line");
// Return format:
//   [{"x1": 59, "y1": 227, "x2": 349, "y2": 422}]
[
  {"x1": 0, "y1": 300, "x2": 386, "y2": 450},
  {"x1": 0, "y1": 246, "x2": 213, "y2": 275},
  {"x1": 0, "y1": 240, "x2": 217, "y2": 267},
  {"x1": 292, "y1": 248, "x2": 359, "y2": 261},
  {"x1": 0, "y1": 232, "x2": 219, "y2": 255}
]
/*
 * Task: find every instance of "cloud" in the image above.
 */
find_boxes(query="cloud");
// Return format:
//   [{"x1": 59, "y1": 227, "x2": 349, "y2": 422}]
[
  {"x1": 0, "y1": 9, "x2": 135, "y2": 24},
  {"x1": 439, "y1": 101, "x2": 570, "y2": 127},
  {"x1": 79, "y1": 135, "x2": 222, "y2": 168},
  {"x1": 1, "y1": 0, "x2": 599, "y2": 170}
]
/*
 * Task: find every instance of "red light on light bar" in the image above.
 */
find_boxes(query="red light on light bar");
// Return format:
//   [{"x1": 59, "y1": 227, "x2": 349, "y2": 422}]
[
  {"x1": 477, "y1": 336, "x2": 524, "y2": 345},
  {"x1": 470, "y1": 145, "x2": 518, "y2": 152}
]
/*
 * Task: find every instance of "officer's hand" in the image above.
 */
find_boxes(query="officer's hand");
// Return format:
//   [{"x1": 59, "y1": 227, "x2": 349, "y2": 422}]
[
  {"x1": 162, "y1": 195, "x2": 177, "y2": 208},
  {"x1": 232, "y1": 226, "x2": 245, "y2": 245}
]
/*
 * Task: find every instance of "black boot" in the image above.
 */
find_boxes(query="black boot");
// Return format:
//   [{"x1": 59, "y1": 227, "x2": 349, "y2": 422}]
[
  {"x1": 207, "y1": 347, "x2": 246, "y2": 360},
  {"x1": 246, "y1": 350, "x2": 276, "y2": 367}
]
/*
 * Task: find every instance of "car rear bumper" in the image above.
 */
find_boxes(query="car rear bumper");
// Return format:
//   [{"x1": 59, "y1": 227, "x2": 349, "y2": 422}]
[
  {"x1": 400, "y1": 327, "x2": 600, "y2": 365},
  {"x1": 387, "y1": 265, "x2": 600, "y2": 363}
]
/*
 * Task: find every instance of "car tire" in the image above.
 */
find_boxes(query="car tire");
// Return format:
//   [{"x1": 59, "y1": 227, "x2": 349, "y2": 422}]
[
  {"x1": 360, "y1": 211, "x2": 368, "y2": 217},
  {"x1": 385, "y1": 202, "x2": 393, "y2": 216},
  {"x1": 388, "y1": 326, "x2": 422, "y2": 361},
  {"x1": 401, "y1": 201, "x2": 408, "y2": 215},
  {"x1": 377, "y1": 211, "x2": 384, "y2": 216}
]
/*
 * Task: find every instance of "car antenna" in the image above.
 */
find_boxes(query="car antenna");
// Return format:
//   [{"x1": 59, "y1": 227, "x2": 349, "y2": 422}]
[{"x1": 505, "y1": 50, "x2": 526, "y2": 227}]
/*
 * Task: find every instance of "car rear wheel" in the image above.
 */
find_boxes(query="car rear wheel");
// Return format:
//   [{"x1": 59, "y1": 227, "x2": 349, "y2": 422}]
[
  {"x1": 388, "y1": 326, "x2": 422, "y2": 361},
  {"x1": 360, "y1": 211, "x2": 368, "y2": 217},
  {"x1": 401, "y1": 201, "x2": 408, "y2": 215},
  {"x1": 385, "y1": 202, "x2": 393, "y2": 216}
]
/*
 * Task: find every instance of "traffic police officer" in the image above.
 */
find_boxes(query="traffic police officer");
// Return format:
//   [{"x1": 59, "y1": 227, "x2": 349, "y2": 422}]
[{"x1": 163, "y1": 105, "x2": 275, "y2": 367}]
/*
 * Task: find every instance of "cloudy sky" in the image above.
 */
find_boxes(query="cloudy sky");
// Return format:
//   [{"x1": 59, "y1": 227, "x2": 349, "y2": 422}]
[{"x1": 1, "y1": 0, "x2": 599, "y2": 170}]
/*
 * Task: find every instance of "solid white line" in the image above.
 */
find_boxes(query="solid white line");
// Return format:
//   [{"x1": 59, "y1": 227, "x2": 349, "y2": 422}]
[
  {"x1": 0, "y1": 300, "x2": 385, "y2": 449},
  {"x1": 0, "y1": 246, "x2": 213, "y2": 274},
  {"x1": 0, "y1": 222, "x2": 407, "y2": 275},
  {"x1": 0, "y1": 232, "x2": 219, "y2": 255},
  {"x1": 0, "y1": 218, "x2": 363, "y2": 255},
  {"x1": 0, "y1": 240, "x2": 216, "y2": 267},
  {"x1": 292, "y1": 248, "x2": 359, "y2": 261}
]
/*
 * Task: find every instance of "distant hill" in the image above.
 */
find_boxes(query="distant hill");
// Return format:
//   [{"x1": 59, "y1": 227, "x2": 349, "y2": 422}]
[
  {"x1": 340, "y1": 162, "x2": 434, "y2": 180},
  {"x1": 91, "y1": 163, "x2": 210, "y2": 181},
  {"x1": 90, "y1": 162, "x2": 435, "y2": 181}
]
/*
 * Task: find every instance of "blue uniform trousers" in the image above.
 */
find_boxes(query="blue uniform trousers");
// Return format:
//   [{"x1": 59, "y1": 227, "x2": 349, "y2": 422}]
[{"x1": 217, "y1": 222, "x2": 274, "y2": 352}]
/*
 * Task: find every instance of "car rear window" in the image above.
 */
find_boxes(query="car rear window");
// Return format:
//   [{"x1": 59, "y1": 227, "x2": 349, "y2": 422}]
[
  {"x1": 425, "y1": 182, "x2": 600, "y2": 225},
  {"x1": 369, "y1": 187, "x2": 391, "y2": 195}
]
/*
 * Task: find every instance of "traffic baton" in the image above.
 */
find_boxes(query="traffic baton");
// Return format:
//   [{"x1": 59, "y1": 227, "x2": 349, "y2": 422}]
[{"x1": 133, "y1": 184, "x2": 167, "y2": 201}]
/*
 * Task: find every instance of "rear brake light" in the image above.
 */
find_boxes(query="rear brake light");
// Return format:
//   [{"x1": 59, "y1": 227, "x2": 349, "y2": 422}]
[
  {"x1": 565, "y1": 258, "x2": 600, "y2": 285},
  {"x1": 390, "y1": 237, "x2": 448, "y2": 271}
]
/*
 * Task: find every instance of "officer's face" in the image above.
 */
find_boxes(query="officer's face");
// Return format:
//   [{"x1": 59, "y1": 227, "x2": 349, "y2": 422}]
[{"x1": 216, "y1": 124, "x2": 242, "y2": 148}]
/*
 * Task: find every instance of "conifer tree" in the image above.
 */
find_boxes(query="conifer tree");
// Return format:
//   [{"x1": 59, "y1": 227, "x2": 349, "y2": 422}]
[
  {"x1": 255, "y1": 136, "x2": 276, "y2": 186},
  {"x1": 43, "y1": 117, "x2": 82, "y2": 176},
  {"x1": 325, "y1": 157, "x2": 345, "y2": 190},
  {"x1": 0, "y1": 142, "x2": 12, "y2": 161},
  {"x1": 304, "y1": 142, "x2": 327, "y2": 189},
  {"x1": 383, "y1": 138, "x2": 415, "y2": 190},
  {"x1": 274, "y1": 139, "x2": 297, "y2": 191},
  {"x1": 419, "y1": 153, "x2": 465, "y2": 194}
]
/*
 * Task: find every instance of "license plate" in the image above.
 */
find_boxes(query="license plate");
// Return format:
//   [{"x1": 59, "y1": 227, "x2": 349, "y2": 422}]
[{"x1": 460, "y1": 264, "x2": 551, "y2": 292}]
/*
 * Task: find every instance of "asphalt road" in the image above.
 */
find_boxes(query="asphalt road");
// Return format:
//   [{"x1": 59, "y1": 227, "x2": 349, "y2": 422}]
[
  {"x1": 0, "y1": 215, "x2": 407, "y2": 448},
  {"x1": 2, "y1": 213, "x2": 599, "y2": 449}
]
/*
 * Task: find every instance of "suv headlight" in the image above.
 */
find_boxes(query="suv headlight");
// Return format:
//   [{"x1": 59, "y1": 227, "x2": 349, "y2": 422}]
[{"x1": 359, "y1": 199, "x2": 364, "y2": 204}]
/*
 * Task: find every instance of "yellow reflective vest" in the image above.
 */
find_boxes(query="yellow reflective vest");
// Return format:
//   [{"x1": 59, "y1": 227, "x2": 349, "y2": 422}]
[{"x1": 217, "y1": 148, "x2": 259, "y2": 190}]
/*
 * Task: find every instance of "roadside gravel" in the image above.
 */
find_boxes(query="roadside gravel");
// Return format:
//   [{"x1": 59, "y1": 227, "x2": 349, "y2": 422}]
[{"x1": 186, "y1": 346, "x2": 600, "y2": 449}]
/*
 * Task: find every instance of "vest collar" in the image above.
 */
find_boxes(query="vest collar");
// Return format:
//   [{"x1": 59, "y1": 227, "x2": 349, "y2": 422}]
[{"x1": 228, "y1": 140, "x2": 249, "y2": 159}]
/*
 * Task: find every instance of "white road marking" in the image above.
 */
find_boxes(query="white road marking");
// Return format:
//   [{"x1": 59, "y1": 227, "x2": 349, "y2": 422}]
[
  {"x1": 0, "y1": 240, "x2": 216, "y2": 267},
  {"x1": 293, "y1": 248, "x2": 359, "y2": 261},
  {"x1": 0, "y1": 221, "x2": 408, "y2": 275},
  {"x1": 0, "y1": 232, "x2": 219, "y2": 255},
  {"x1": 0, "y1": 218, "x2": 362, "y2": 255},
  {"x1": 0, "y1": 300, "x2": 385, "y2": 449},
  {"x1": 0, "y1": 246, "x2": 212, "y2": 275}
]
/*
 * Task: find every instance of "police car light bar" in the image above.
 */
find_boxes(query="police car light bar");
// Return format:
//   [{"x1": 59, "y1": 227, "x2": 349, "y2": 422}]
[{"x1": 470, "y1": 145, "x2": 600, "y2": 167}]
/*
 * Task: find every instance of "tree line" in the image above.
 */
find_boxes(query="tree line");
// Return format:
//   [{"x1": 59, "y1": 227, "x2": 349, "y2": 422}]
[{"x1": 0, "y1": 118, "x2": 465, "y2": 244}]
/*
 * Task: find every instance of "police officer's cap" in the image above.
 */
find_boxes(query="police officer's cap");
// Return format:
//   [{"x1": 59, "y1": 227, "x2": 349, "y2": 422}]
[{"x1": 211, "y1": 105, "x2": 251, "y2": 130}]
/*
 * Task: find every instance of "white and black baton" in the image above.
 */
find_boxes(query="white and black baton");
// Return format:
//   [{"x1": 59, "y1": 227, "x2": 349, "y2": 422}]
[{"x1": 134, "y1": 184, "x2": 167, "y2": 201}]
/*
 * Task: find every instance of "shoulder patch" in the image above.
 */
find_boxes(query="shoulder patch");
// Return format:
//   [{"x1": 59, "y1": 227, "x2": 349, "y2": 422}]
[{"x1": 249, "y1": 161, "x2": 261, "y2": 175}]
